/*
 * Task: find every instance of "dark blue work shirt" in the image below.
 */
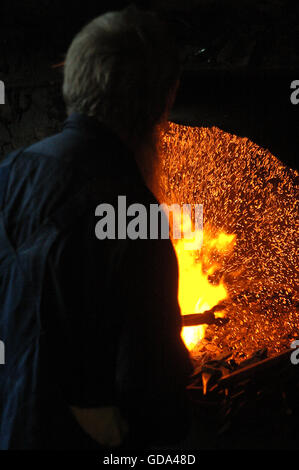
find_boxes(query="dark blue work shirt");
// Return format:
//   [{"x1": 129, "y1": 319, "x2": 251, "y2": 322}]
[{"x1": 0, "y1": 113, "x2": 192, "y2": 449}]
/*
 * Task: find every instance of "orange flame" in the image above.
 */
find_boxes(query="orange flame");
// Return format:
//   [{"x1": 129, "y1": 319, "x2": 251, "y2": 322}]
[{"x1": 171, "y1": 209, "x2": 236, "y2": 350}]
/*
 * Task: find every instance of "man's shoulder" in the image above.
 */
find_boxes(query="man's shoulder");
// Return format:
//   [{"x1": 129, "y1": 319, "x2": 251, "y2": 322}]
[
  {"x1": 2, "y1": 130, "x2": 96, "y2": 243},
  {"x1": 1, "y1": 132, "x2": 73, "y2": 183},
  {"x1": 4, "y1": 125, "x2": 100, "y2": 202}
]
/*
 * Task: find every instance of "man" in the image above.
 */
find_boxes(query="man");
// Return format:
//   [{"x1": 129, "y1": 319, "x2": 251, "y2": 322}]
[{"x1": 0, "y1": 7, "x2": 193, "y2": 449}]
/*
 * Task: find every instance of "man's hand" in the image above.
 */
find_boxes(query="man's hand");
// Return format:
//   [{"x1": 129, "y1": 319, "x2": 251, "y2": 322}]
[{"x1": 70, "y1": 406, "x2": 128, "y2": 447}]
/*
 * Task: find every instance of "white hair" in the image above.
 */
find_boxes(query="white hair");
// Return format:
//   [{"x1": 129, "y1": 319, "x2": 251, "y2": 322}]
[{"x1": 63, "y1": 6, "x2": 179, "y2": 145}]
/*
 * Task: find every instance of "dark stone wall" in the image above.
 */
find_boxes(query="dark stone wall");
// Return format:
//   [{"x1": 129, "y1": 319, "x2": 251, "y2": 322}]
[{"x1": 0, "y1": 0, "x2": 134, "y2": 155}]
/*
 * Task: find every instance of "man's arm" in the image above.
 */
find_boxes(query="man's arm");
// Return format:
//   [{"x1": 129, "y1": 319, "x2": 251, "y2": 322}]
[
  {"x1": 46, "y1": 213, "x2": 193, "y2": 447},
  {"x1": 114, "y1": 236, "x2": 194, "y2": 446}
]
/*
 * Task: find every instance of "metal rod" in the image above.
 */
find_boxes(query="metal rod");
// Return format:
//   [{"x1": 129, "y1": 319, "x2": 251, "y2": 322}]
[{"x1": 182, "y1": 303, "x2": 229, "y2": 326}]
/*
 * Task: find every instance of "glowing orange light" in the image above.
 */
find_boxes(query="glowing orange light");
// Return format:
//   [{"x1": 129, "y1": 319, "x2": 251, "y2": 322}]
[
  {"x1": 154, "y1": 122, "x2": 299, "y2": 361},
  {"x1": 171, "y1": 209, "x2": 235, "y2": 350}
]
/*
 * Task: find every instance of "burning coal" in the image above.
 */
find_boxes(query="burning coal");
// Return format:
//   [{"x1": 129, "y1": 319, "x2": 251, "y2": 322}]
[{"x1": 156, "y1": 122, "x2": 299, "y2": 362}]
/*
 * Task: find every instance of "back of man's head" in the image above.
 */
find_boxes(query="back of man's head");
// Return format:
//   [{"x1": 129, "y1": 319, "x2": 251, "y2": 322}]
[{"x1": 63, "y1": 6, "x2": 179, "y2": 146}]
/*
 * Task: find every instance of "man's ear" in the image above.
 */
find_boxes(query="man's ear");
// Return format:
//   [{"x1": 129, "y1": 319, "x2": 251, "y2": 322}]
[
  {"x1": 168, "y1": 78, "x2": 180, "y2": 110},
  {"x1": 164, "y1": 78, "x2": 180, "y2": 121}
]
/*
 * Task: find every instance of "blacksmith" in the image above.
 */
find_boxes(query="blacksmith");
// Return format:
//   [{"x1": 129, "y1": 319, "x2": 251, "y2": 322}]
[{"x1": 0, "y1": 7, "x2": 193, "y2": 449}]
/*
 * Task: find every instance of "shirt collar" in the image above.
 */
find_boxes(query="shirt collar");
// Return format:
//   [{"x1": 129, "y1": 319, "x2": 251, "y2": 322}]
[
  {"x1": 62, "y1": 112, "x2": 144, "y2": 184},
  {"x1": 63, "y1": 112, "x2": 114, "y2": 138}
]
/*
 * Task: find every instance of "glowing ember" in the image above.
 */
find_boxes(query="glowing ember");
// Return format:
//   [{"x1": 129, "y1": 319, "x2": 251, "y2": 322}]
[{"x1": 156, "y1": 122, "x2": 299, "y2": 361}]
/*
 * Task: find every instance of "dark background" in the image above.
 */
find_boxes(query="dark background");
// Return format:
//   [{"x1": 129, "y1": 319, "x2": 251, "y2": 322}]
[
  {"x1": 0, "y1": 0, "x2": 298, "y2": 450},
  {"x1": 0, "y1": 0, "x2": 298, "y2": 170}
]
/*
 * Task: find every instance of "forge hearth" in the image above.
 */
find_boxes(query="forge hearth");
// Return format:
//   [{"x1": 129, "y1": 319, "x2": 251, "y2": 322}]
[
  {"x1": 155, "y1": 122, "x2": 299, "y2": 363},
  {"x1": 185, "y1": 347, "x2": 299, "y2": 449}
]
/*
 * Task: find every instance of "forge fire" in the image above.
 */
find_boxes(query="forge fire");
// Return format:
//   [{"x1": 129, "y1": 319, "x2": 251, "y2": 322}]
[{"x1": 156, "y1": 122, "x2": 299, "y2": 362}]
